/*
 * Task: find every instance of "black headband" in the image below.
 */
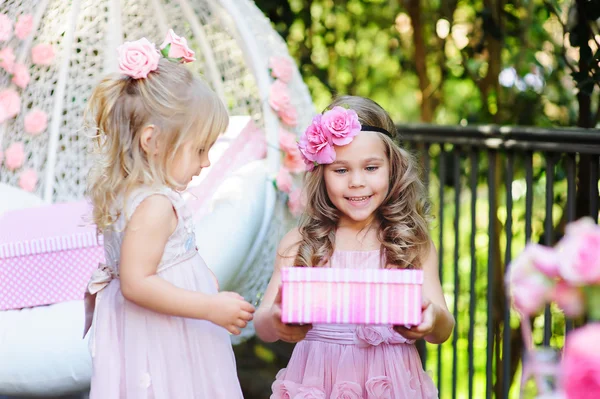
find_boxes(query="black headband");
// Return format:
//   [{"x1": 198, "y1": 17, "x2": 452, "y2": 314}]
[{"x1": 361, "y1": 124, "x2": 392, "y2": 137}]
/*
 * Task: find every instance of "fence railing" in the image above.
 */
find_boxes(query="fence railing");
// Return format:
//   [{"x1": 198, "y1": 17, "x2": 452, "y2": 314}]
[{"x1": 397, "y1": 123, "x2": 600, "y2": 399}]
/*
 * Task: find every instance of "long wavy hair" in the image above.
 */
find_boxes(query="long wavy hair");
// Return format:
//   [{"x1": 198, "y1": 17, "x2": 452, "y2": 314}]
[
  {"x1": 86, "y1": 58, "x2": 229, "y2": 231},
  {"x1": 294, "y1": 96, "x2": 431, "y2": 269}
]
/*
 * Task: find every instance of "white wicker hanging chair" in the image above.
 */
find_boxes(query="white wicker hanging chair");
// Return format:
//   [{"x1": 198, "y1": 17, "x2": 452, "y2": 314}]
[{"x1": 0, "y1": 0, "x2": 313, "y2": 395}]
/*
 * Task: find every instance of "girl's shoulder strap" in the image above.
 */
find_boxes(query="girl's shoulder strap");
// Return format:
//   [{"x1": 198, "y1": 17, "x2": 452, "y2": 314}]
[{"x1": 124, "y1": 185, "x2": 181, "y2": 221}]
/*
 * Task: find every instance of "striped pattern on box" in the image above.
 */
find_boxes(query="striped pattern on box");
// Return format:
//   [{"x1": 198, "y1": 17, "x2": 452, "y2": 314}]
[{"x1": 281, "y1": 267, "x2": 423, "y2": 325}]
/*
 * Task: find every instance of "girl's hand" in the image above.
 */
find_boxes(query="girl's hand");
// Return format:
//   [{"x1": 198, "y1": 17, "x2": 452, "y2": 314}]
[
  {"x1": 207, "y1": 292, "x2": 255, "y2": 335},
  {"x1": 393, "y1": 297, "x2": 438, "y2": 341},
  {"x1": 270, "y1": 286, "x2": 312, "y2": 343}
]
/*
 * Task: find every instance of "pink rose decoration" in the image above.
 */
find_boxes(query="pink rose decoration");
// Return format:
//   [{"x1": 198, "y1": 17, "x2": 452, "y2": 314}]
[
  {"x1": 12, "y1": 62, "x2": 30, "y2": 88},
  {"x1": 279, "y1": 130, "x2": 304, "y2": 173},
  {"x1": 330, "y1": 381, "x2": 363, "y2": 399},
  {"x1": 551, "y1": 281, "x2": 585, "y2": 318},
  {"x1": 4, "y1": 142, "x2": 25, "y2": 170},
  {"x1": 18, "y1": 169, "x2": 37, "y2": 192},
  {"x1": 321, "y1": 106, "x2": 361, "y2": 146},
  {"x1": 506, "y1": 243, "x2": 556, "y2": 316},
  {"x1": 288, "y1": 188, "x2": 305, "y2": 217},
  {"x1": 557, "y1": 222, "x2": 600, "y2": 285},
  {"x1": 15, "y1": 14, "x2": 33, "y2": 40},
  {"x1": 278, "y1": 103, "x2": 298, "y2": 127},
  {"x1": 294, "y1": 386, "x2": 326, "y2": 399},
  {"x1": 24, "y1": 109, "x2": 48, "y2": 135},
  {"x1": 355, "y1": 325, "x2": 386, "y2": 347},
  {"x1": 269, "y1": 56, "x2": 294, "y2": 83},
  {"x1": 117, "y1": 38, "x2": 159, "y2": 79},
  {"x1": 0, "y1": 88, "x2": 21, "y2": 123},
  {"x1": 298, "y1": 115, "x2": 335, "y2": 168},
  {"x1": 31, "y1": 44, "x2": 55, "y2": 66},
  {"x1": 279, "y1": 128, "x2": 297, "y2": 152},
  {"x1": 365, "y1": 376, "x2": 392, "y2": 399},
  {"x1": 0, "y1": 47, "x2": 15, "y2": 73},
  {"x1": 271, "y1": 370, "x2": 298, "y2": 399},
  {"x1": 269, "y1": 80, "x2": 291, "y2": 112},
  {"x1": 0, "y1": 14, "x2": 13, "y2": 42},
  {"x1": 276, "y1": 167, "x2": 293, "y2": 193},
  {"x1": 159, "y1": 29, "x2": 195, "y2": 63},
  {"x1": 562, "y1": 323, "x2": 600, "y2": 399}
]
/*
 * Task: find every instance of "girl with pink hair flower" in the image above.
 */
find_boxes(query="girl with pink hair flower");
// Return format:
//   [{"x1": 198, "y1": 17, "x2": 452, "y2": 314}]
[
  {"x1": 83, "y1": 30, "x2": 253, "y2": 398},
  {"x1": 255, "y1": 96, "x2": 454, "y2": 399}
]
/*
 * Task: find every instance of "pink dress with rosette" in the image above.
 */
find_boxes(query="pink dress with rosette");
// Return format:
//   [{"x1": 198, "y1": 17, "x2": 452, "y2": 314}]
[
  {"x1": 271, "y1": 250, "x2": 438, "y2": 399},
  {"x1": 86, "y1": 186, "x2": 243, "y2": 398}
]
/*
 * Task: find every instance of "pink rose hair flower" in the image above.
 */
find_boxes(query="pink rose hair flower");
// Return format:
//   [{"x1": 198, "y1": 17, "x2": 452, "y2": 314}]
[
  {"x1": 160, "y1": 29, "x2": 196, "y2": 63},
  {"x1": 298, "y1": 114, "x2": 335, "y2": 170},
  {"x1": 117, "y1": 37, "x2": 160, "y2": 79},
  {"x1": 321, "y1": 106, "x2": 361, "y2": 146},
  {"x1": 15, "y1": 14, "x2": 33, "y2": 40},
  {"x1": 31, "y1": 43, "x2": 55, "y2": 65}
]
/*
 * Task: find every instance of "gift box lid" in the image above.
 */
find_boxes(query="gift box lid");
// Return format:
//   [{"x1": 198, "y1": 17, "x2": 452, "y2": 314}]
[{"x1": 281, "y1": 267, "x2": 423, "y2": 284}]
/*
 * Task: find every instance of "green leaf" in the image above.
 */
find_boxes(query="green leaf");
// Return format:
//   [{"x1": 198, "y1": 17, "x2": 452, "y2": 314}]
[{"x1": 160, "y1": 44, "x2": 170, "y2": 58}]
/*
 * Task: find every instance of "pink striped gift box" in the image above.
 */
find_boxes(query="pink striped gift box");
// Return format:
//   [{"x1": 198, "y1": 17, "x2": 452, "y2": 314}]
[{"x1": 281, "y1": 267, "x2": 423, "y2": 325}]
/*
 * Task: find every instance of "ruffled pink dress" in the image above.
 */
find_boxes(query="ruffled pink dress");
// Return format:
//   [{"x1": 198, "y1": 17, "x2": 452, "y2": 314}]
[
  {"x1": 86, "y1": 187, "x2": 243, "y2": 398},
  {"x1": 271, "y1": 250, "x2": 438, "y2": 399}
]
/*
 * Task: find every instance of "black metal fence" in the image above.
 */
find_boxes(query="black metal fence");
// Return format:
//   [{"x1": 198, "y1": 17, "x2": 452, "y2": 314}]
[{"x1": 397, "y1": 124, "x2": 600, "y2": 399}]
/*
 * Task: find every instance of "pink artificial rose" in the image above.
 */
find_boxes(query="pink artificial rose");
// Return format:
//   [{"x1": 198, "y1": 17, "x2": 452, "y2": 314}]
[
  {"x1": 269, "y1": 56, "x2": 294, "y2": 83},
  {"x1": 279, "y1": 129, "x2": 304, "y2": 173},
  {"x1": 0, "y1": 88, "x2": 21, "y2": 123},
  {"x1": 270, "y1": 370, "x2": 298, "y2": 399},
  {"x1": 269, "y1": 80, "x2": 291, "y2": 112},
  {"x1": 275, "y1": 167, "x2": 293, "y2": 193},
  {"x1": 330, "y1": 381, "x2": 363, "y2": 399},
  {"x1": 551, "y1": 281, "x2": 585, "y2": 318},
  {"x1": 0, "y1": 47, "x2": 15, "y2": 73},
  {"x1": 0, "y1": 14, "x2": 13, "y2": 42},
  {"x1": 298, "y1": 115, "x2": 335, "y2": 167},
  {"x1": 365, "y1": 376, "x2": 393, "y2": 399},
  {"x1": 24, "y1": 109, "x2": 48, "y2": 135},
  {"x1": 288, "y1": 188, "x2": 305, "y2": 217},
  {"x1": 4, "y1": 142, "x2": 25, "y2": 170},
  {"x1": 321, "y1": 106, "x2": 361, "y2": 146},
  {"x1": 12, "y1": 62, "x2": 30, "y2": 88},
  {"x1": 117, "y1": 38, "x2": 159, "y2": 79},
  {"x1": 31, "y1": 43, "x2": 55, "y2": 65},
  {"x1": 279, "y1": 128, "x2": 297, "y2": 152},
  {"x1": 278, "y1": 103, "x2": 298, "y2": 127},
  {"x1": 159, "y1": 29, "x2": 195, "y2": 63},
  {"x1": 557, "y1": 222, "x2": 600, "y2": 285},
  {"x1": 562, "y1": 323, "x2": 600, "y2": 399},
  {"x1": 355, "y1": 325, "x2": 386, "y2": 347},
  {"x1": 18, "y1": 168, "x2": 37, "y2": 192},
  {"x1": 294, "y1": 386, "x2": 326, "y2": 399},
  {"x1": 506, "y1": 243, "x2": 556, "y2": 316},
  {"x1": 15, "y1": 14, "x2": 33, "y2": 40}
]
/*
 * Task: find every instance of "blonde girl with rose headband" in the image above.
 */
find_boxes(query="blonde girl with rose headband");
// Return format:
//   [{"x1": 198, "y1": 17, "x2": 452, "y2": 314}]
[
  {"x1": 83, "y1": 30, "x2": 252, "y2": 398},
  {"x1": 255, "y1": 96, "x2": 454, "y2": 398}
]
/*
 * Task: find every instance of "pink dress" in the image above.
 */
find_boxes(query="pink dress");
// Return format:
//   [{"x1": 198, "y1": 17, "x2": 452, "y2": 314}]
[
  {"x1": 271, "y1": 250, "x2": 438, "y2": 399},
  {"x1": 87, "y1": 186, "x2": 243, "y2": 398}
]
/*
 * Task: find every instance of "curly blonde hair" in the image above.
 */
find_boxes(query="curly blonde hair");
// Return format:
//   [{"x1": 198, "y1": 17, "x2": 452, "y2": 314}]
[
  {"x1": 86, "y1": 58, "x2": 229, "y2": 231},
  {"x1": 294, "y1": 96, "x2": 431, "y2": 269}
]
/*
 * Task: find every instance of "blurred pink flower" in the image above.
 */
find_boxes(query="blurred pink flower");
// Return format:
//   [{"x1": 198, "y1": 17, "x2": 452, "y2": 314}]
[
  {"x1": 4, "y1": 141, "x2": 25, "y2": 170},
  {"x1": 298, "y1": 114, "x2": 335, "y2": 166},
  {"x1": 0, "y1": 47, "x2": 15, "y2": 73},
  {"x1": 159, "y1": 29, "x2": 195, "y2": 63},
  {"x1": 365, "y1": 376, "x2": 393, "y2": 399},
  {"x1": 24, "y1": 109, "x2": 48, "y2": 135},
  {"x1": 31, "y1": 43, "x2": 55, "y2": 65},
  {"x1": 331, "y1": 381, "x2": 363, "y2": 399},
  {"x1": 268, "y1": 80, "x2": 291, "y2": 112},
  {"x1": 288, "y1": 188, "x2": 306, "y2": 217},
  {"x1": 275, "y1": 167, "x2": 293, "y2": 193},
  {"x1": 0, "y1": 88, "x2": 21, "y2": 122},
  {"x1": 14, "y1": 14, "x2": 33, "y2": 40},
  {"x1": 269, "y1": 56, "x2": 294, "y2": 83},
  {"x1": 12, "y1": 62, "x2": 30, "y2": 88},
  {"x1": 321, "y1": 106, "x2": 361, "y2": 146},
  {"x1": 18, "y1": 168, "x2": 37, "y2": 192},
  {"x1": 562, "y1": 323, "x2": 600, "y2": 399},
  {"x1": 279, "y1": 129, "x2": 304, "y2": 173},
  {"x1": 0, "y1": 14, "x2": 13, "y2": 42},
  {"x1": 278, "y1": 103, "x2": 298, "y2": 127},
  {"x1": 557, "y1": 221, "x2": 600, "y2": 285},
  {"x1": 551, "y1": 281, "x2": 585, "y2": 318}
]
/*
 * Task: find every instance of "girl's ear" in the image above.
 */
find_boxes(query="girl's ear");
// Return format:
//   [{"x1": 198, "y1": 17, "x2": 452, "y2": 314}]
[{"x1": 140, "y1": 125, "x2": 159, "y2": 155}]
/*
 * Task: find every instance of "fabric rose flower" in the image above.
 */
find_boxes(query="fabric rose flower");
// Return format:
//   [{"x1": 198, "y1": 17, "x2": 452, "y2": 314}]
[
  {"x1": 269, "y1": 80, "x2": 291, "y2": 112},
  {"x1": 12, "y1": 62, "x2": 30, "y2": 88},
  {"x1": 562, "y1": 323, "x2": 600, "y2": 399},
  {"x1": 288, "y1": 188, "x2": 305, "y2": 217},
  {"x1": 321, "y1": 106, "x2": 361, "y2": 146},
  {"x1": 275, "y1": 167, "x2": 293, "y2": 193},
  {"x1": 330, "y1": 381, "x2": 363, "y2": 399},
  {"x1": 278, "y1": 103, "x2": 298, "y2": 127},
  {"x1": 294, "y1": 386, "x2": 326, "y2": 399},
  {"x1": 31, "y1": 43, "x2": 55, "y2": 65},
  {"x1": 0, "y1": 88, "x2": 21, "y2": 123},
  {"x1": 4, "y1": 142, "x2": 25, "y2": 170},
  {"x1": 18, "y1": 169, "x2": 37, "y2": 192},
  {"x1": 365, "y1": 376, "x2": 392, "y2": 399},
  {"x1": 117, "y1": 38, "x2": 159, "y2": 79},
  {"x1": 269, "y1": 56, "x2": 294, "y2": 83},
  {"x1": 279, "y1": 129, "x2": 304, "y2": 173},
  {"x1": 557, "y1": 219, "x2": 600, "y2": 285},
  {"x1": 0, "y1": 47, "x2": 15, "y2": 73},
  {"x1": 0, "y1": 14, "x2": 13, "y2": 42},
  {"x1": 24, "y1": 109, "x2": 48, "y2": 135},
  {"x1": 271, "y1": 370, "x2": 298, "y2": 399},
  {"x1": 297, "y1": 115, "x2": 335, "y2": 169},
  {"x1": 159, "y1": 29, "x2": 195, "y2": 63},
  {"x1": 15, "y1": 14, "x2": 33, "y2": 40},
  {"x1": 355, "y1": 325, "x2": 386, "y2": 347}
]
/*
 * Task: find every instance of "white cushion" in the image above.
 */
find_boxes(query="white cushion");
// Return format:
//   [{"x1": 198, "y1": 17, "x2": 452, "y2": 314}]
[{"x1": 0, "y1": 183, "x2": 43, "y2": 217}]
